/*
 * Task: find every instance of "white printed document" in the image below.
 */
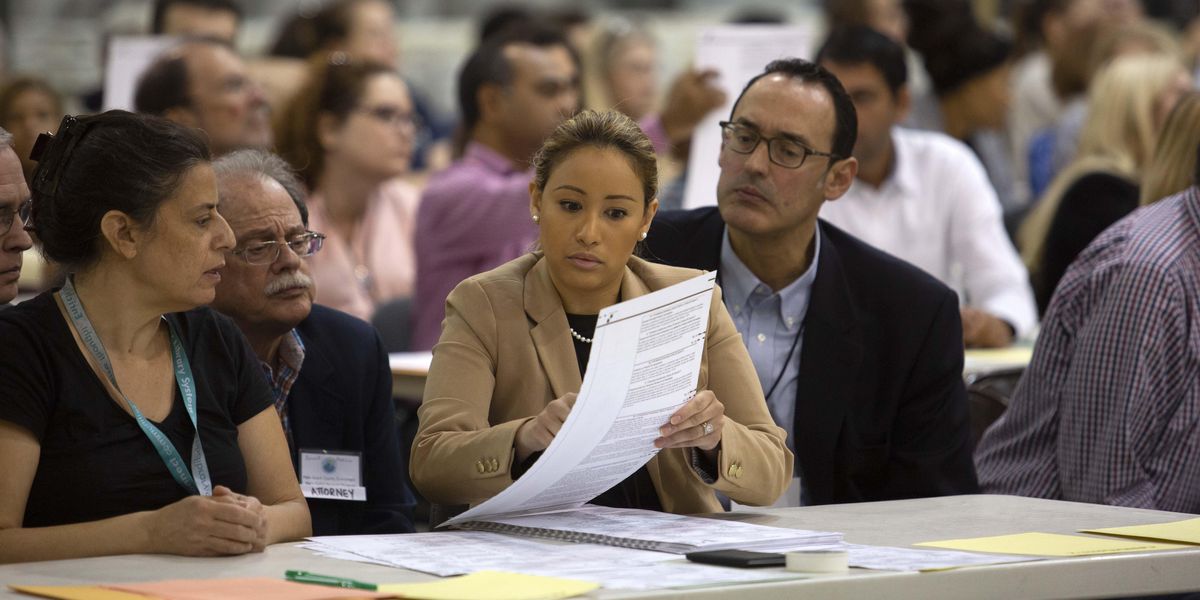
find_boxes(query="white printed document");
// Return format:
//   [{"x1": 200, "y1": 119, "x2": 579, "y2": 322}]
[
  {"x1": 682, "y1": 25, "x2": 813, "y2": 209},
  {"x1": 444, "y1": 272, "x2": 717, "y2": 527}
]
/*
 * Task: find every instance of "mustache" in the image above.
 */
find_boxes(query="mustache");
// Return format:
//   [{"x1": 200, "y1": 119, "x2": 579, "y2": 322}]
[{"x1": 264, "y1": 271, "x2": 313, "y2": 296}]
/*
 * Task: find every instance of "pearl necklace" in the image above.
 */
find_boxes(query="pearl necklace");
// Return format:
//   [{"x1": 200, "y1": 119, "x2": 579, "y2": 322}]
[{"x1": 569, "y1": 327, "x2": 593, "y2": 344}]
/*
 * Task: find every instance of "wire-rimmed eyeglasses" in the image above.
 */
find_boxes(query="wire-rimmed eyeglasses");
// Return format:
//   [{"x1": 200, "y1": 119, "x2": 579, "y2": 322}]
[
  {"x1": 0, "y1": 198, "x2": 31, "y2": 234},
  {"x1": 719, "y1": 121, "x2": 840, "y2": 169},
  {"x1": 231, "y1": 231, "x2": 326, "y2": 265}
]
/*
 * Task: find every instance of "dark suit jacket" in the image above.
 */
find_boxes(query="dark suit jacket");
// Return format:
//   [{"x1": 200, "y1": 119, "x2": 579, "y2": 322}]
[
  {"x1": 291, "y1": 304, "x2": 415, "y2": 534},
  {"x1": 645, "y1": 207, "x2": 979, "y2": 504}
]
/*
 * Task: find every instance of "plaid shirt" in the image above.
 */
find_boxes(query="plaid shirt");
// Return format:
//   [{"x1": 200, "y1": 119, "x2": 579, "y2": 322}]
[
  {"x1": 260, "y1": 329, "x2": 306, "y2": 451},
  {"x1": 976, "y1": 187, "x2": 1200, "y2": 513}
]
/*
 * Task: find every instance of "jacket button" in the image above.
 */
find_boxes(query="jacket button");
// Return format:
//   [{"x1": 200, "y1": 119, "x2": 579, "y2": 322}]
[
  {"x1": 490, "y1": 458, "x2": 499, "y2": 471},
  {"x1": 476, "y1": 460, "x2": 486, "y2": 473},
  {"x1": 736, "y1": 465, "x2": 745, "y2": 478},
  {"x1": 727, "y1": 464, "x2": 738, "y2": 478}
]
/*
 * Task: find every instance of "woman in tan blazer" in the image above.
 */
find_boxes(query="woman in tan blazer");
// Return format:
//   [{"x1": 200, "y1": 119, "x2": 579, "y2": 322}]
[{"x1": 411, "y1": 111, "x2": 792, "y2": 515}]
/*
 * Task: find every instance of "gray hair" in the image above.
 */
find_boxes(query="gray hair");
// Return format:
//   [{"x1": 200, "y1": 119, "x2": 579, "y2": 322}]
[
  {"x1": 212, "y1": 149, "x2": 309, "y2": 226},
  {"x1": 0, "y1": 126, "x2": 13, "y2": 149}
]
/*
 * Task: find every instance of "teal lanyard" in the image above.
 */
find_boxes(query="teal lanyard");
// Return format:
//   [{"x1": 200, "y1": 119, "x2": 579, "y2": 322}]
[{"x1": 59, "y1": 278, "x2": 212, "y2": 496}]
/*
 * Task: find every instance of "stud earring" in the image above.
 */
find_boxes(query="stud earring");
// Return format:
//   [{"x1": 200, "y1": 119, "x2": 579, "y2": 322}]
[
  {"x1": 639, "y1": 231, "x2": 648, "y2": 240},
  {"x1": 532, "y1": 214, "x2": 540, "y2": 223}
]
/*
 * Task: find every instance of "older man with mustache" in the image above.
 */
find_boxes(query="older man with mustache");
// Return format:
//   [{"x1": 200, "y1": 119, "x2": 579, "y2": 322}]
[
  {"x1": 0, "y1": 127, "x2": 33, "y2": 307},
  {"x1": 211, "y1": 149, "x2": 414, "y2": 535}
]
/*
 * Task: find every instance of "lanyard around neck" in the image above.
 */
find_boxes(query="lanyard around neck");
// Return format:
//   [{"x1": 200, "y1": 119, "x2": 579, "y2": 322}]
[{"x1": 56, "y1": 278, "x2": 212, "y2": 496}]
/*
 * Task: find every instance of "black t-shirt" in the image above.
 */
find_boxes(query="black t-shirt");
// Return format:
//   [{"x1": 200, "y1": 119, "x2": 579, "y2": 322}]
[{"x1": 0, "y1": 292, "x2": 274, "y2": 527}]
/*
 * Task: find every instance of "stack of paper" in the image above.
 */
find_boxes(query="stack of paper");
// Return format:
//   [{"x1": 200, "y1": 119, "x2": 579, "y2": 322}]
[
  {"x1": 301, "y1": 532, "x2": 805, "y2": 591},
  {"x1": 916, "y1": 532, "x2": 1191, "y2": 556},
  {"x1": 1082, "y1": 517, "x2": 1200, "y2": 545},
  {"x1": 458, "y1": 504, "x2": 842, "y2": 553}
]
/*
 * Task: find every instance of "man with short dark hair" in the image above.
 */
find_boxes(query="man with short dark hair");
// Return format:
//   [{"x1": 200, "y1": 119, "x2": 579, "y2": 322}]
[
  {"x1": 817, "y1": 26, "x2": 1036, "y2": 348},
  {"x1": 411, "y1": 24, "x2": 580, "y2": 350},
  {"x1": 152, "y1": 0, "x2": 242, "y2": 43},
  {"x1": 646, "y1": 58, "x2": 978, "y2": 505},
  {"x1": 976, "y1": 151, "x2": 1200, "y2": 514},
  {"x1": 135, "y1": 39, "x2": 270, "y2": 157},
  {"x1": 211, "y1": 149, "x2": 415, "y2": 535},
  {"x1": 0, "y1": 128, "x2": 32, "y2": 307}
]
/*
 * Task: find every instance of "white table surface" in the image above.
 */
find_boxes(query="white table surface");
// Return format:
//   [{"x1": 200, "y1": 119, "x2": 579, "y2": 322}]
[{"x1": 2, "y1": 495, "x2": 1198, "y2": 599}]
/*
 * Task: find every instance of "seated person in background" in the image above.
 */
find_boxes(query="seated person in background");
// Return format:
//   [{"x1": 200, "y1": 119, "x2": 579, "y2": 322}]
[
  {"x1": 0, "y1": 111, "x2": 309, "y2": 563},
  {"x1": 976, "y1": 155, "x2": 1200, "y2": 514},
  {"x1": 274, "y1": 60, "x2": 421, "y2": 323},
  {"x1": 135, "y1": 38, "x2": 272, "y2": 158},
  {"x1": 0, "y1": 128, "x2": 32, "y2": 307},
  {"x1": 905, "y1": 11, "x2": 1021, "y2": 214},
  {"x1": 412, "y1": 23, "x2": 580, "y2": 350},
  {"x1": 411, "y1": 110, "x2": 792, "y2": 513},
  {"x1": 267, "y1": 0, "x2": 454, "y2": 172},
  {"x1": 1019, "y1": 54, "x2": 1192, "y2": 312},
  {"x1": 210, "y1": 149, "x2": 414, "y2": 535},
  {"x1": 645, "y1": 58, "x2": 978, "y2": 505},
  {"x1": 152, "y1": 0, "x2": 242, "y2": 43},
  {"x1": 817, "y1": 26, "x2": 1037, "y2": 347},
  {"x1": 0, "y1": 77, "x2": 65, "y2": 185}
]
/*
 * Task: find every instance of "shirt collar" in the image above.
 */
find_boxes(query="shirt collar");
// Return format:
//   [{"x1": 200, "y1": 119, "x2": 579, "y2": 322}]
[
  {"x1": 859, "y1": 127, "x2": 917, "y2": 197},
  {"x1": 887, "y1": 127, "x2": 920, "y2": 196},
  {"x1": 719, "y1": 225, "x2": 821, "y2": 325},
  {"x1": 263, "y1": 329, "x2": 306, "y2": 382},
  {"x1": 463, "y1": 141, "x2": 523, "y2": 175}
]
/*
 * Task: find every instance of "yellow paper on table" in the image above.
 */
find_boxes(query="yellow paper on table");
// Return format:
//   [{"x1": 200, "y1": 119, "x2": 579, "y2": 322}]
[
  {"x1": 378, "y1": 571, "x2": 598, "y2": 600},
  {"x1": 915, "y1": 532, "x2": 1191, "y2": 556},
  {"x1": 9, "y1": 585, "x2": 149, "y2": 600},
  {"x1": 1083, "y1": 517, "x2": 1200, "y2": 545}
]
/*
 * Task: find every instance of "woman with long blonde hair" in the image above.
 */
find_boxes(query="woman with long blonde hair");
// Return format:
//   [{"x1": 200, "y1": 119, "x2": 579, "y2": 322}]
[
  {"x1": 1140, "y1": 92, "x2": 1200, "y2": 206},
  {"x1": 1019, "y1": 53, "x2": 1192, "y2": 312}
]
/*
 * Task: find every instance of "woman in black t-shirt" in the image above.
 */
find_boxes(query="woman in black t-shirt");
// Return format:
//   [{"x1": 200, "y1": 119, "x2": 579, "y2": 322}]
[{"x1": 0, "y1": 111, "x2": 311, "y2": 563}]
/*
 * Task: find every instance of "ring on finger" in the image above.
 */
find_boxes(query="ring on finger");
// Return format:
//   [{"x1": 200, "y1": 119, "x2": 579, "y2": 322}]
[{"x1": 701, "y1": 421, "x2": 714, "y2": 435}]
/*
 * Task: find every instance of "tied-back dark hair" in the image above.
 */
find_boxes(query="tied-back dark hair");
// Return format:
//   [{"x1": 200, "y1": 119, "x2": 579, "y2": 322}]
[
  {"x1": 730, "y1": 58, "x2": 857, "y2": 160},
  {"x1": 531, "y1": 109, "x2": 657, "y2": 208},
  {"x1": 29, "y1": 110, "x2": 211, "y2": 271},
  {"x1": 816, "y1": 26, "x2": 909, "y2": 96},
  {"x1": 274, "y1": 58, "x2": 395, "y2": 189}
]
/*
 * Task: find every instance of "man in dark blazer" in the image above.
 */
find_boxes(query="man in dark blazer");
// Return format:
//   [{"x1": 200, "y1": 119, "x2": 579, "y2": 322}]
[
  {"x1": 210, "y1": 149, "x2": 414, "y2": 534},
  {"x1": 646, "y1": 58, "x2": 977, "y2": 504}
]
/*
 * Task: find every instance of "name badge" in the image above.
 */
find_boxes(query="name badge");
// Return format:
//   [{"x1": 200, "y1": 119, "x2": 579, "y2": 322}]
[{"x1": 299, "y1": 449, "x2": 366, "y2": 501}]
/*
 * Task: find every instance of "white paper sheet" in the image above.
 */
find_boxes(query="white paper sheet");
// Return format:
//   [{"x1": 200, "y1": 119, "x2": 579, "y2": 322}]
[
  {"x1": 682, "y1": 25, "x2": 814, "y2": 210},
  {"x1": 444, "y1": 273, "x2": 717, "y2": 526},
  {"x1": 103, "y1": 35, "x2": 180, "y2": 111},
  {"x1": 304, "y1": 532, "x2": 675, "y2": 577},
  {"x1": 478, "y1": 504, "x2": 841, "y2": 553},
  {"x1": 751, "y1": 541, "x2": 1041, "y2": 572},
  {"x1": 303, "y1": 534, "x2": 806, "y2": 590}
]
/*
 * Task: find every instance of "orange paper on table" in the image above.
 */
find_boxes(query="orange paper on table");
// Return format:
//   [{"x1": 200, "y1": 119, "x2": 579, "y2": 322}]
[
  {"x1": 104, "y1": 577, "x2": 391, "y2": 600},
  {"x1": 10, "y1": 585, "x2": 149, "y2": 600}
]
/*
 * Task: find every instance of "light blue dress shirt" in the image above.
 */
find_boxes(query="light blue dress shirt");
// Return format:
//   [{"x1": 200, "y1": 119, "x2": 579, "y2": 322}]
[{"x1": 718, "y1": 226, "x2": 820, "y2": 455}]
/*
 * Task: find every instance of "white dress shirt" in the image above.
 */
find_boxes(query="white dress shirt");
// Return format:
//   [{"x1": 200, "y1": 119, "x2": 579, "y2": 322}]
[{"x1": 820, "y1": 127, "x2": 1038, "y2": 337}]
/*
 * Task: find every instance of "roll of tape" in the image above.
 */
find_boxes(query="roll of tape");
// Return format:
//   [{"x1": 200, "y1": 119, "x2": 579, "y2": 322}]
[{"x1": 785, "y1": 549, "x2": 849, "y2": 574}]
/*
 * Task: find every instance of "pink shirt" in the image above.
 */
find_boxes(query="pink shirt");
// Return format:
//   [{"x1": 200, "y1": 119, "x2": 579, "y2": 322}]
[
  {"x1": 306, "y1": 178, "x2": 421, "y2": 322},
  {"x1": 412, "y1": 142, "x2": 538, "y2": 350}
]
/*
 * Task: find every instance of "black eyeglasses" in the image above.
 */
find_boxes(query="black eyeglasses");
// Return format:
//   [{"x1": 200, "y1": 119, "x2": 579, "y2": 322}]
[
  {"x1": 0, "y1": 198, "x2": 32, "y2": 234},
  {"x1": 232, "y1": 231, "x2": 326, "y2": 265},
  {"x1": 356, "y1": 105, "x2": 423, "y2": 132},
  {"x1": 719, "y1": 121, "x2": 839, "y2": 169}
]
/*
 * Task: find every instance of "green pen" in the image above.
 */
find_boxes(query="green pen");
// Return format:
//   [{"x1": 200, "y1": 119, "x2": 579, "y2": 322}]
[{"x1": 285, "y1": 569, "x2": 378, "y2": 591}]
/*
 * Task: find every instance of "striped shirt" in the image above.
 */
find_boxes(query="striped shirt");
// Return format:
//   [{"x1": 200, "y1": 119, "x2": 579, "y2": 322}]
[
  {"x1": 975, "y1": 187, "x2": 1200, "y2": 513},
  {"x1": 260, "y1": 329, "x2": 306, "y2": 451}
]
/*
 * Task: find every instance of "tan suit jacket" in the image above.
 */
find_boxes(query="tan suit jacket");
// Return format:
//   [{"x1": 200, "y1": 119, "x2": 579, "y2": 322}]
[{"x1": 411, "y1": 253, "x2": 792, "y2": 514}]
